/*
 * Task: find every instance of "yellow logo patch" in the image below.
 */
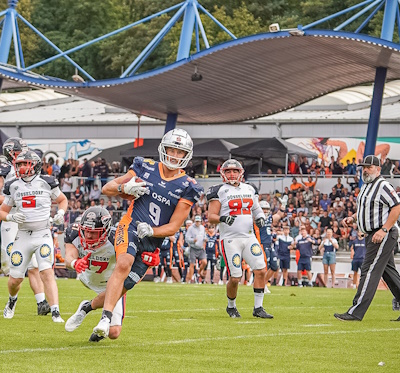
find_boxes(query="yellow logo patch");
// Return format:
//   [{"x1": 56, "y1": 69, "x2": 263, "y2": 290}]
[
  {"x1": 6, "y1": 243, "x2": 13, "y2": 256},
  {"x1": 11, "y1": 251, "x2": 23, "y2": 266},
  {"x1": 250, "y1": 244, "x2": 262, "y2": 256},
  {"x1": 40, "y1": 245, "x2": 51, "y2": 258},
  {"x1": 232, "y1": 254, "x2": 241, "y2": 268}
]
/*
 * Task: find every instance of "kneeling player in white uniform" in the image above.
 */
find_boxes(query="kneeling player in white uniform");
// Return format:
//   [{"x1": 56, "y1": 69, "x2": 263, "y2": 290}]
[
  {"x1": 0, "y1": 150, "x2": 68, "y2": 322},
  {"x1": 65, "y1": 207, "x2": 125, "y2": 342},
  {"x1": 207, "y1": 159, "x2": 273, "y2": 319},
  {"x1": 0, "y1": 138, "x2": 50, "y2": 316}
]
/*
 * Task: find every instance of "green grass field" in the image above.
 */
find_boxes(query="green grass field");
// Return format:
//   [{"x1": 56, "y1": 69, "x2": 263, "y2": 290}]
[{"x1": 1, "y1": 277, "x2": 399, "y2": 373}]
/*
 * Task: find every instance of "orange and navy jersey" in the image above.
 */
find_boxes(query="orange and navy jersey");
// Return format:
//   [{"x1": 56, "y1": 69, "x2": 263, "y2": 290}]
[
  {"x1": 121, "y1": 157, "x2": 203, "y2": 249},
  {"x1": 205, "y1": 232, "x2": 219, "y2": 258}
]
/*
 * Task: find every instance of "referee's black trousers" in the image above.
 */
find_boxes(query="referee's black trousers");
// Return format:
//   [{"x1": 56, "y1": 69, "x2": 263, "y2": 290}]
[{"x1": 348, "y1": 228, "x2": 400, "y2": 320}]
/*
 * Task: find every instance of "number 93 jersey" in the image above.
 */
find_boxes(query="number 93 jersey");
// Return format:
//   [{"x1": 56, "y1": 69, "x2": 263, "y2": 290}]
[{"x1": 206, "y1": 182, "x2": 260, "y2": 240}]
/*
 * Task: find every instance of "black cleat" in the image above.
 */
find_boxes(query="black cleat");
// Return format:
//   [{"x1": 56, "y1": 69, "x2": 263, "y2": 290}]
[
  {"x1": 89, "y1": 333, "x2": 105, "y2": 342},
  {"x1": 226, "y1": 306, "x2": 241, "y2": 318},
  {"x1": 390, "y1": 315, "x2": 400, "y2": 322},
  {"x1": 37, "y1": 300, "x2": 51, "y2": 316},
  {"x1": 334, "y1": 312, "x2": 361, "y2": 321},
  {"x1": 253, "y1": 307, "x2": 274, "y2": 319}
]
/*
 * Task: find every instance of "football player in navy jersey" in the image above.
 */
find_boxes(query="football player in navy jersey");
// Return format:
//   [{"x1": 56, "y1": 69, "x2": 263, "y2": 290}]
[
  {"x1": 254, "y1": 200, "x2": 286, "y2": 293},
  {"x1": 159, "y1": 236, "x2": 173, "y2": 283},
  {"x1": 205, "y1": 224, "x2": 219, "y2": 284},
  {"x1": 93, "y1": 128, "x2": 203, "y2": 339},
  {"x1": 180, "y1": 219, "x2": 193, "y2": 282}
]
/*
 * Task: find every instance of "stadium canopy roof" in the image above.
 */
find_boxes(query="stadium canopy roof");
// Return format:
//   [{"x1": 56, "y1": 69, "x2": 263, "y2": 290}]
[{"x1": 1, "y1": 30, "x2": 400, "y2": 124}]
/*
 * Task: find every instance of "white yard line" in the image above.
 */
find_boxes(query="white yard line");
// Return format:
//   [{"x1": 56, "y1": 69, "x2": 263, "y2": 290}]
[{"x1": 1, "y1": 328, "x2": 399, "y2": 354}]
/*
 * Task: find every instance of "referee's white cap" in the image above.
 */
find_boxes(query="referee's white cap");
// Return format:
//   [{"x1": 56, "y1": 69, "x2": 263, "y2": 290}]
[{"x1": 359, "y1": 155, "x2": 381, "y2": 167}]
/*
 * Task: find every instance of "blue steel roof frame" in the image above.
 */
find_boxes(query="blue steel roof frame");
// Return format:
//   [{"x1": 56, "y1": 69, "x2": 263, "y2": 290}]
[{"x1": 0, "y1": 29, "x2": 399, "y2": 90}]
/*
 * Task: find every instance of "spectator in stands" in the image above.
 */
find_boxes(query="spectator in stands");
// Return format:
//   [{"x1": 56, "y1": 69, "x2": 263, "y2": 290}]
[
  {"x1": 290, "y1": 178, "x2": 303, "y2": 193},
  {"x1": 52, "y1": 159, "x2": 61, "y2": 179},
  {"x1": 299, "y1": 157, "x2": 309, "y2": 174},
  {"x1": 290, "y1": 220, "x2": 300, "y2": 239},
  {"x1": 301, "y1": 175, "x2": 317, "y2": 192},
  {"x1": 330, "y1": 156, "x2": 344, "y2": 175},
  {"x1": 106, "y1": 199, "x2": 115, "y2": 213},
  {"x1": 347, "y1": 158, "x2": 357, "y2": 175},
  {"x1": 310, "y1": 208, "x2": 320, "y2": 230},
  {"x1": 349, "y1": 231, "x2": 366, "y2": 288},
  {"x1": 80, "y1": 158, "x2": 93, "y2": 193},
  {"x1": 302, "y1": 186, "x2": 314, "y2": 209},
  {"x1": 311, "y1": 228, "x2": 322, "y2": 255},
  {"x1": 61, "y1": 172, "x2": 73, "y2": 199},
  {"x1": 381, "y1": 158, "x2": 393, "y2": 176},
  {"x1": 319, "y1": 194, "x2": 331, "y2": 211},
  {"x1": 320, "y1": 210, "x2": 332, "y2": 232},
  {"x1": 329, "y1": 187, "x2": 342, "y2": 201},
  {"x1": 297, "y1": 202, "x2": 308, "y2": 217},
  {"x1": 99, "y1": 158, "x2": 109, "y2": 187},
  {"x1": 73, "y1": 185, "x2": 84, "y2": 203},
  {"x1": 392, "y1": 160, "x2": 400, "y2": 175},
  {"x1": 347, "y1": 175, "x2": 360, "y2": 193},
  {"x1": 60, "y1": 158, "x2": 71, "y2": 180},
  {"x1": 319, "y1": 228, "x2": 339, "y2": 287},
  {"x1": 89, "y1": 184, "x2": 101, "y2": 205},
  {"x1": 287, "y1": 156, "x2": 300, "y2": 174},
  {"x1": 185, "y1": 160, "x2": 196, "y2": 178}
]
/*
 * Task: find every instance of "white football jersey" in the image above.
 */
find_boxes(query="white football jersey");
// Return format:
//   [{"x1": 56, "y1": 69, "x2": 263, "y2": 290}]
[
  {"x1": 206, "y1": 182, "x2": 263, "y2": 240},
  {"x1": 3, "y1": 175, "x2": 61, "y2": 223},
  {"x1": 65, "y1": 225, "x2": 116, "y2": 293}
]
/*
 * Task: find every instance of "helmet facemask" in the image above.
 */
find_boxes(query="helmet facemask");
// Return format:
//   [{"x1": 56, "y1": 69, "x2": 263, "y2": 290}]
[
  {"x1": 78, "y1": 208, "x2": 112, "y2": 251},
  {"x1": 158, "y1": 129, "x2": 193, "y2": 170},
  {"x1": 220, "y1": 159, "x2": 244, "y2": 185},
  {"x1": 14, "y1": 150, "x2": 41, "y2": 182}
]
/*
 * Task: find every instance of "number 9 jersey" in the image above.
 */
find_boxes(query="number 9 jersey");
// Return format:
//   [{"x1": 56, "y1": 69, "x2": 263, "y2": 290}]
[
  {"x1": 206, "y1": 182, "x2": 263, "y2": 240},
  {"x1": 122, "y1": 157, "x2": 203, "y2": 250}
]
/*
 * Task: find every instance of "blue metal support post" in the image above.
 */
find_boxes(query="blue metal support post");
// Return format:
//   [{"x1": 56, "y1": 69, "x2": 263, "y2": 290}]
[
  {"x1": 0, "y1": 1, "x2": 18, "y2": 63},
  {"x1": 165, "y1": 113, "x2": 178, "y2": 133},
  {"x1": 177, "y1": 0, "x2": 196, "y2": 60},
  {"x1": 363, "y1": 0, "x2": 398, "y2": 158}
]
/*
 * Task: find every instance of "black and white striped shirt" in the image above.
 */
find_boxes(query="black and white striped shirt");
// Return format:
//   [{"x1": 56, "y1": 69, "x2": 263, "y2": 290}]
[{"x1": 356, "y1": 176, "x2": 400, "y2": 233}]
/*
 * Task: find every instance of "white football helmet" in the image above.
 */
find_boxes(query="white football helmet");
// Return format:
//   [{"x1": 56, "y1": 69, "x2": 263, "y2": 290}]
[
  {"x1": 220, "y1": 159, "x2": 244, "y2": 185},
  {"x1": 158, "y1": 128, "x2": 193, "y2": 170},
  {"x1": 259, "y1": 200, "x2": 270, "y2": 210}
]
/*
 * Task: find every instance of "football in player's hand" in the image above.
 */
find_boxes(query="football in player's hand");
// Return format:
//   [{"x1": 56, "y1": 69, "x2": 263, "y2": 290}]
[{"x1": 119, "y1": 177, "x2": 144, "y2": 200}]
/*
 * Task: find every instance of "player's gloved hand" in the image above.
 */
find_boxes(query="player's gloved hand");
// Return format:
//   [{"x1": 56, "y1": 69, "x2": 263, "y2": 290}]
[
  {"x1": 123, "y1": 177, "x2": 147, "y2": 199},
  {"x1": 53, "y1": 209, "x2": 65, "y2": 225},
  {"x1": 219, "y1": 215, "x2": 237, "y2": 226},
  {"x1": 255, "y1": 217, "x2": 266, "y2": 228},
  {"x1": 136, "y1": 221, "x2": 154, "y2": 239},
  {"x1": 71, "y1": 252, "x2": 92, "y2": 273},
  {"x1": 6, "y1": 213, "x2": 26, "y2": 224},
  {"x1": 278, "y1": 195, "x2": 288, "y2": 210},
  {"x1": 141, "y1": 248, "x2": 160, "y2": 267}
]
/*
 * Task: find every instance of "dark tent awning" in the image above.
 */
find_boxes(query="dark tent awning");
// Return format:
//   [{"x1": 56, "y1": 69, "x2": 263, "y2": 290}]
[
  {"x1": 0, "y1": 129, "x2": 8, "y2": 150},
  {"x1": 192, "y1": 139, "x2": 237, "y2": 158},
  {"x1": 88, "y1": 142, "x2": 135, "y2": 164},
  {"x1": 231, "y1": 138, "x2": 317, "y2": 168},
  {"x1": 120, "y1": 139, "x2": 161, "y2": 159}
]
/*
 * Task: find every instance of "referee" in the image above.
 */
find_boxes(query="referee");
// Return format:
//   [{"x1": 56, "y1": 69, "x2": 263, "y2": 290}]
[{"x1": 334, "y1": 155, "x2": 400, "y2": 321}]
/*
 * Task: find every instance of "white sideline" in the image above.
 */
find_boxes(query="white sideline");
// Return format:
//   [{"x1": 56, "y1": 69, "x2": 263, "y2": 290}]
[{"x1": 1, "y1": 328, "x2": 399, "y2": 355}]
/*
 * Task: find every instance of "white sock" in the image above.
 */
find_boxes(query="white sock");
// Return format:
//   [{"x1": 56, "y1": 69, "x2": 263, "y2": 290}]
[
  {"x1": 227, "y1": 297, "x2": 236, "y2": 308},
  {"x1": 9, "y1": 294, "x2": 18, "y2": 301},
  {"x1": 254, "y1": 291, "x2": 264, "y2": 309},
  {"x1": 50, "y1": 305, "x2": 59, "y2": 313},
  {"x1": 35, "y1": 293, "x2": 45, "y2": 304}
]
